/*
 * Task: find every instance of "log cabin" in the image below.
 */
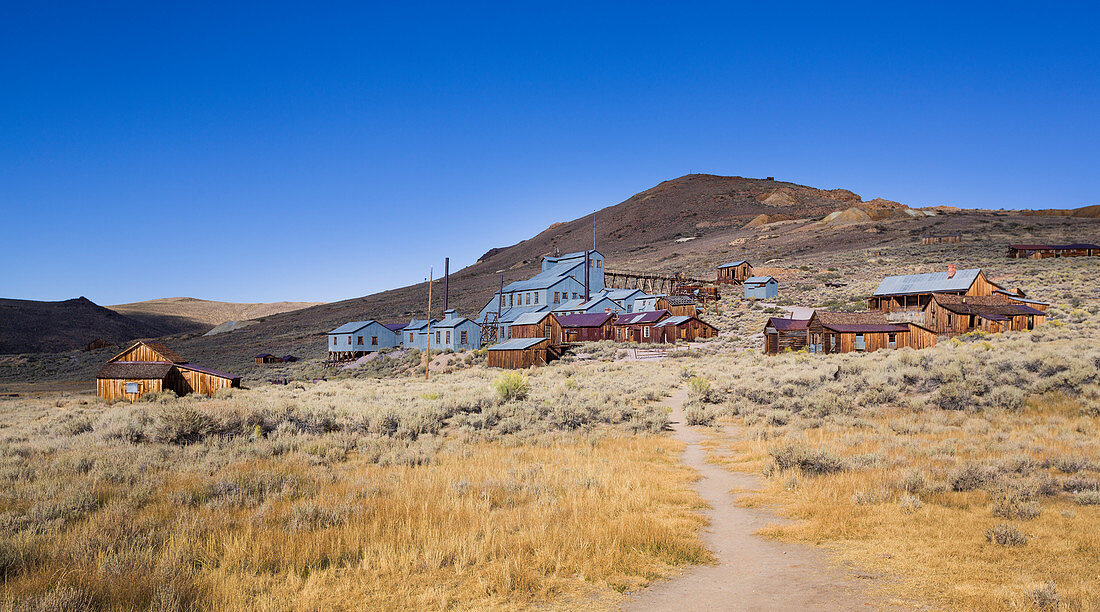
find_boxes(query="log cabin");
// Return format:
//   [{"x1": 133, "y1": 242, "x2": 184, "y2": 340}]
[
  {"x1": 655, "y1": 295, "x2": 699, "y2": 317},
  {"x1": 806, "y1": 311, "x2": 936, "y2": 354},
  {"x1": 923, "y1": 293, "x2": 1046, "y2": 335},
  {"x1": 510, "y1": 311, "x2": 564, "y2": 345},
  {"x1": 868, "y1": 265, "x2": 1003, "y2": 315},
  {"x1": 653, "y1": 316, "x2": 718, "y2": 343},
  {"x1": 486, "y1": 337, "x2": 553, "y2": 369},
  {"x1": 556, "y1": 312, "x2": 615, "y2": 342},
  {"x1": 1007, "y1": 244, "x2": 1099, "y2": 259},
  {"x1": 612, "y1": 310, "x2": 670, "y2": 343},
  {"x1": 763, "y1": 318, "x2": 809, "y2": 355},
  {"x1": 716, "y1": 260, "x2": 753, "y2": 284},
  {"x1": 96, "y1": 341, "x2": 240, "y2": 401}
]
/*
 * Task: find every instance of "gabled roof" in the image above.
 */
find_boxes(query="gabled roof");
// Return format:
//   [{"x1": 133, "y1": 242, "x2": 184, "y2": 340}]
[
  {"x1": 433, "y1": 316, "x2": 477, "y2": 329},
  {"x1": 824, "y1": 323, "x2": 909, "y2": 333},
  {"x1": 718, "y1": 260, "x2": 749, "y2": 268},
  {"x1": 403, "y1": 318, "x2": 436, "y2": 332},
  {"x1": 108, "y1": 341, "x2": 186, "y2": 364},
  {"x1": 480, "y1": 306, "x2": 550, "y2": 325},
  {"x1": 512, "y1": 311, "x2": 552, "y2": 326},
  {"x1": 383, "y1": 323, "x2": 406, "y2": 332},
  {"x1": 613, "y1": 310, "x2": 668, "y2": 325},
  {"x1": 812, "y1": 311, "x2": 890, "y2": 329},
  {"x1": 930, "y1": 294, "x2": 1045, "y2": 317},
  {"x1": 502, "y1": 262, "x2": 585, "y2": 292},
  {"x1": 96, "y1": 362, "x2": 174, "y2": 379},
  {"x1": 556, "y1": 312, "x2": 614, "y2": 328},
  {"x1": 488, "y1": 337, "x2": 549, "y2": 351},
  {"x1": 744, "y1": 276, "x2": 776, "y2": 285},
  {"x1": 328, "y1": 320, "x2": 375, "y2": 335},
  {"x1": 872, "y1": 268, "x2": 994, "y2": 297},
  {"x1": 542, "y1": 250, "x2": 603, "y2": 266},
  {"x1": 598, "y1": 288, "x2": 647, "y2": 301},
  {"x1": 766, "y1": 317, "x2": 809, "y2": 331},
  {"x1": 662, "y1": 295, "x2": 697, "y2": 306},
  {"x1": 552, "y1": 296, "x2": 618, "y2": 313}
]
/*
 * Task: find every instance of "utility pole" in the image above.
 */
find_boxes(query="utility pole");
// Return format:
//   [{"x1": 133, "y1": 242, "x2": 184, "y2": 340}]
[{"x1": 425, "y1": 266, "x2": 432, "y2": 380}]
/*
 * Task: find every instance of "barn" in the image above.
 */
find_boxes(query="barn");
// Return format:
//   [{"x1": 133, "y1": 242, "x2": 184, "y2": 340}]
[
  {"x1": 868, "y1": 266, "x2": 1002, "y2": 314},
  {"x1": 763, "y1": 318, "x2": 809, "y2": 354},
  {"x1": 557, "y1": 312, "x2": 615, "y2": 342},
  {"x1": 717, "y1": 260, "x2": 753, "y2": 284},
  {"x1": 96, "y1": 341, "x2": 240, "y2": 401},
  {"x1": 806, "y1": 312, "x2": 936, "y2": 354},
  {"x1": 653, "y1": 316, "x2": 717, "y2": 343},
  {"x1": 612, "y1": 310, "x2": 670, "y2": 343},
  {"x1": 656, "y1": 295, "x2": 699, "y2": 317},
  {"x1": 744, "y1": 276, "x2": 778, "y2": 299},
  {"x1": 510, "y1": 311, "x2": 564, "y2": 345},
  {"x1": 1007, "y1": 244, "x2": 1099, "y2": 258},
  {"x1": 924, "y1": 294, "x2": 1046, "y2": 335},
  {"x1": 487, "y1": 337, "x2": 553, "y2": 369}
]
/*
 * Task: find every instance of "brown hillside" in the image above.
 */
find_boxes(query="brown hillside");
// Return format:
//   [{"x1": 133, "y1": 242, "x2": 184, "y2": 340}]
[
  {"x1": 0, "y1": 297, "x2": 167, "y2": 354},
  {"x1": 109, "y1": 297, "x2": 324, "y2": 335}
]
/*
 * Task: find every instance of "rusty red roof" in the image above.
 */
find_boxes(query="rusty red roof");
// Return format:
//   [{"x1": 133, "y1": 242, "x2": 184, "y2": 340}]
[
  {"x1": 556, "y1": 312, "x2": 613, "y2": 328},
  {"x1": 766, "y1": 317, "x2": 809, "y2": 331}
]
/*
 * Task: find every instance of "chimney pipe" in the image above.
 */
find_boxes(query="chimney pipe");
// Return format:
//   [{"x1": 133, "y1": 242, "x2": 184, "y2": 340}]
[
  {"x1": 584, "y1": 250, "x2": 590, "y2": 303},
  {"x1": 947, "y1": 264, "x2": 956, "y2": 279},
  {"x1": 444, "y1": 258, "x2": 449, "y2": 312}
]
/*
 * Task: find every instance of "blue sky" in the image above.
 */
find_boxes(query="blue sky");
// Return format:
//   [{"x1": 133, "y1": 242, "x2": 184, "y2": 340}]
[{"x1": 2, "y1": 2, "x2": 1097, "y2": 304}]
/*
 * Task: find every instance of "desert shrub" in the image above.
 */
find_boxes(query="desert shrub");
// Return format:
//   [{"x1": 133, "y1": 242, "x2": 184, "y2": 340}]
[
  {"x1": 687, "y1": 376, "x2": 713, "y2": 402},
  {"x1": 1074, "y1": 490, "x2": 1100, "y2": 505},
  {"x1": 990, "y1": 490, "x2": 1041, "y2": 520},
  {"x1": 683, "y1": 403, "x2": 716, "y2": 427},
  {"x1": 768, "y1": 443, "x2": 846, "y2": 476},
  {"x1": 985, "y1": 523, "x2": 1027, "y2": 547},
  {"x1": 153, "y1": 406, "x2": 215, "y2": 445},
  {"x1": 948, "y1": 462, "x2": 998, "y2": 491},
  {"x1": 1029, "y1": 581, "x2": 1061, "y2": 609},
  {"x1": 285, "y1": 499, "x2": 351, "y2": 531},
  {"x1": 931, "y1": 382, "x2": 975, "y2": 411},
  {"x1": 985, "y1": 386, "x2": 1026, "y2": 411},
  {"x1": 7, "y1": 586, "x2": 94, "y2": 612},
  {"x1": 493, "y1": 372, "x2": 529, "y2": 402},
  {"x1": 899, "y1": 469, "x2": 926, "y2": 494},
  {"x1": 899, "y1": 494, "x2": 922, "y2": 514}
]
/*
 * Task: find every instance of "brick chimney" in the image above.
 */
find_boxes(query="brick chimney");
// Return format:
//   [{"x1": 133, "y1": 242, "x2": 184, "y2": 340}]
[{"x1": 947, "y1": 264, "x2": 956, "y2": 278}]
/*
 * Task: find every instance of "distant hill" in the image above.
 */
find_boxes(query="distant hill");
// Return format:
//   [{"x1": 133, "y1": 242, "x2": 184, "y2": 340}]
[
  {"x1": 108, "y1": 297, "x2": 323, "y2": 335},
  {"x1": 1022, "y1": 204, "x2": 1100, "y2": 219},
  {"x1": 0, "y1": 297, "x2": 164, "y2": 354}
]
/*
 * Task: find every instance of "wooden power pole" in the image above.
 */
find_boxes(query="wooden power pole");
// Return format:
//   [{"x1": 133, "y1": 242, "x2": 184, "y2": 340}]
[{"x1": 425, "y1": 266, "x2": 432, "y2": 380}]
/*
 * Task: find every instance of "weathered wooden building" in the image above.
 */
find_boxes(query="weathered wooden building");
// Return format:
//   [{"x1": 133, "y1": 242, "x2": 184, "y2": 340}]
[
  {"x1": 920, "y1": 233, "x2": 962, "y2": 245},
  {"x1": 612, "y1": 310, "x2": 670, "y2": 343},
  {"x1": 510, "y1": 311, "x2": 564, "y2": 345},
  {"x1": 806, "y1": 312, "x2": 936, "y2": 354},
  {"x1": 716, "y1": 260, "x2": 753, "y2": 284},
  {"x1": 763, "y1": 318, "x2": 809, "y2": 355},
  {"x1": 254, "y1": 354, "x2": 280, "y2": 364},
  {"x1": 868, "y1": 266, "x2": 1002, "y2": 314},
  {"x1": 96, "y1": 341, "x2": 240, "y2": 401},
  {"x1": 1007, "y1": 243, "x2": 1099, "y2": 259},
  {"x1": 653, "y1": 316, "x2": 718, "y2": 343},
  {"x1": 744, "y1": 276, "x2": 779, "y2": 300},
  {"x1": 656, "y1": 295, "x2": 699, "y2": 317},
  {"x1": 487, "y1": 337, "x2": 553, "y2": 369},
  {"x1": 924, "y1": 294, "x2": 1046, "y2": 335},
  {"x1": 556, "y1": 312, "x2": 615, "y2": 342}
]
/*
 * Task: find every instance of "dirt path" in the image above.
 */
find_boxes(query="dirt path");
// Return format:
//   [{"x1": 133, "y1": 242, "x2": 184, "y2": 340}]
[{"x1": 625, "y1": 388, "x2": 879, "y2": 611}]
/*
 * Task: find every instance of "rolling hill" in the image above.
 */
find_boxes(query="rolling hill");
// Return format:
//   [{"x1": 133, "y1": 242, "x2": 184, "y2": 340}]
[
  {"x1": 108, "y1": 297, "x2": 324, "y2": 335},
  {"x1": 0, "y1": 297, "x2": 165, "y2": 354}
]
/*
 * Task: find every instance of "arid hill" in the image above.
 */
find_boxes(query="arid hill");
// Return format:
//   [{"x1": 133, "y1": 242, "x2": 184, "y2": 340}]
[
  {"x1": 0, "y1": 297, "x2": 165, "y2": 354},
  {"x1": 108, "y1": 297, "x2": 323, "y2": 335}
]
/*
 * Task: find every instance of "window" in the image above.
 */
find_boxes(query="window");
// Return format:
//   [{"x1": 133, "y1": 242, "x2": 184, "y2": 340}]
[
  {"x1": 854, "y1": 334, "x2": 866, "y2": 351},
  {"x1": 371, "y1": 336, "x2": 378, "y2": 346},
  {"x1": 643, "y1": 326, "x2": 650, "y2": 339},
  {"x1": 533, "y1": 292, "x2": 539, "y2": 304},
  {"x1": 435, "y1": 331, "x2": 441, "y2": 344},
  {"x1": 409, "y1": 333, "x2": 414, "y2": 342},
  {"x1": 617, "y1": 328, "x2": 623, "y2": 340},
  {"x1": 888, "y1": 333, "x2": 897, "y2": 348},
  {"x1": 125, "y1": 382, "x2": 140, "y2": 394},
  {"x1": 545, "y1": 325, "x2": 552, "y2": 339},
  {"x1": 446, "y1": 330, "x2": 451, "y2": 343},
  {"x1": 332, "y1": 337, "x2": 337, "y2": 345},
  {"x1": 525, "y1": 293, "x2": 531, "y2": 305},
  {"x1": 500, "y1": 294, "x2": 505, "y2": 307},
  {"x1": 946, "y1": 314, "x2": 954, "y2": 327},
  {"x1": 460, "y1": 330, "x2": 467, "y2": 344},
  {"x1": 509, "y1": 294, "x2": 514, "y2": 307},
  {"x1": 347, "y1": 335, "x2": 352, "y2": 344},
  {"x1": 554, "y1": 292, "x2": 560, "y2": 303},
  {"x1": 357, "y1": 336, "x2": 364, "y2": 345}
]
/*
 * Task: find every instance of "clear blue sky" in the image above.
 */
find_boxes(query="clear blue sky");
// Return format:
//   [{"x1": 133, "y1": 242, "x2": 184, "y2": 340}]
[{"x1": 2, "y1": 2, "x2": 1097, "y2": 304}]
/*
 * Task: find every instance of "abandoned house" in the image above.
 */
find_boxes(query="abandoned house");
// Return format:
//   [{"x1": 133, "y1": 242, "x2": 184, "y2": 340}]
[
  {"x1": 612, "y1": 310, "x2": 670, "y2": 343},
  {"x1": 556, "y1": 312, "x2": 615, "y2": 342},
  {"x1": 716, "y1": 260, "x2": 753, "y2": 284},
  {"x1": 96, "y1": 341, "x2": 240, "y2": 400},
  {"x1": 509, "y1": 311, "x2": 564, "y2": 345},
  {"x1": 328, "y1": 320, "x2": 401, "y2": 359},
  {"x1": 743, "y1": 276, "x2": 779, "y2": 300},
  {"x1": 653, "y1": 315, "x2": 718, "y2": 343},
  {"x1": 400, "y1": 318, "x2": 436, "y2": 350},
  {"x1": 923, "y1": 294, "x2": 1046, "y2": 335},
  {"x1": 868, "y1": 265, "x2": 1002, "y2": 314},
  {"x1": 806, "y1": 311, "x2": 937, "y2": 354},
  {"x1": 428, "y1": 310, "x2": 482, "y2": 351},
  {"x1": 655, "y1": 294, "x2": 700, "y2": 317},
  {"x1": 486, "y1": 337, "x2": 556, "y2": 369},
  {"x1": 763, "y1": 317, "x2": 809, "y2": 354},
  {"x1": 1007, "y1": 243, "x2": 1099, "y2": 258}
]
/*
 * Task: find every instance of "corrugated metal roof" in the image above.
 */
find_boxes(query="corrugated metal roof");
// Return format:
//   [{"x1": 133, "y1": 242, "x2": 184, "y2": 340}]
[
  {"x1": 383, "y1": 323, "x2": 406, "y2": 332},
  {"x1": 556, "y1": 312, "x2": 613, "y2": 328},
  {"x1": 488, "y1": 337, "x2": 548, "y2": 350},
  {"x1": 872, "y1": 268, "x2": 983, "y2": 297},
  {"x1": 511, "y1": 312, "x2": 550, "y2": 325},
  {"x1": 718, "y1": 260, "x2": 748, "y2": 268},
  {"x1": 552, "y1": 297, "x2": 617, "y2": 313},
  {"x1": 655, "y1": 315, "x2": 692, "y2": 327},
  {"x1": 328, "y1": 320, "x2": 375, "y2": 334},
  {"x1": 432, "y1": 316, "x2": 476, "y2": 329},
  {"x1": 502, "y1": 262, "x2": 582, "y2": 292},
  {"x1": 766, "y1": 317, "x2": 809, "y2": 331},
  {"x1": 598, "y1": 288, "x2": 646, "y2": 300},
  {"x1": 403, "y1": 318, "x2": 435, "y2": 332},
  {"x1": 663, "y1": 295, "x2": 697, "y2": 306},
  {"x1": 744, "y1": 276, "x2": 775, "y2": 285}
]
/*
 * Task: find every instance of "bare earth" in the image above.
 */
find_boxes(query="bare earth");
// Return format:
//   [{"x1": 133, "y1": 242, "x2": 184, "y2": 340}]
[{"x1": 625, "y1": 389, "x2": 879, "y2": 611}]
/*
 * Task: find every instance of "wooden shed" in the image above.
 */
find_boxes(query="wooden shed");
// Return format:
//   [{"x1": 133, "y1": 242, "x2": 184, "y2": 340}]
[
  {"x1": 806, "y1": 312, "x2": 935, "y2": 354},
  {"x1": 96, "y1": 341, "x2": 240, "y2": 401},
  {"x1": 763, "y1": 318, "x2": 809, "y2": 355},
  {"x1": 656, "y1": 295, "x2": 699, "y2": 317},
  {"x1": 510, "y1": 311, "x2": 564, "y2": 345},
  {"x1": 487, "y1": 337, "x2": 553, "y2": 369},
  {"x1": 924, "y1": 293, "x2": 1046, "y2": 335},
  {"x1": 716, "y1": 260, "x2": 753, "y2": 284},
  {"x1": 557, "y1": 312, "x2": 615, "y2": 342},
  {"x1": 1007, "y1": 244, "x2": 1099, "y2": 259},
  {"x1": 653, "y1": 316, "x2": 718, "y2": 343},
  {"x1": 254, "y1": 354, "x2": 281, "y2": 364},
  {"x1": 612, "y1": 310, "x2": 670, "y2": 343}
]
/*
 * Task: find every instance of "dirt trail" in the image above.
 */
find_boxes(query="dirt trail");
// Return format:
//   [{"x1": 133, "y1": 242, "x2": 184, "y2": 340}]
[{"x1": 625, "y1": 388, "x2": 879, "y2": 611}]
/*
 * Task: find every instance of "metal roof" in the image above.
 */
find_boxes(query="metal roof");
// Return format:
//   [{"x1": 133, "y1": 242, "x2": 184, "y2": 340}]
[
  {"x1": 872, "y1": 268, "x2": 985, "y2": 297},
  {"x1": 488, "y1": 337, "x2": 548, "y2": 351},
  {"x1": 512, "y1": 312, "x2": 551, "y2": 325},
  {"x1": 766, "y1": 317, "x2": 809, "y2": 331},
  {"x1": 552, "y1": 297, "x2": 618, "y2": 313},
  {"x1": 744, "y1": 276, "x2": 776, "y2": 284},
  {"x1": 328, "y1": 320, "x2": 376, "y2": 334},
  {"x1": 432, "y1": 316, "x2": 476, "y2": 329},
  {"x1": 383, "y1": 323, "x2": 406, "y2": 332},
  {"x1": 176, "y1": 363, "x2": 241, "y2": 380},
  {"x1": 598, "y1": 288, "x2": 647, "y2": 300},
  {"x1": 718, "y1": 260, "x2": 748, "y2": 268},
  {"x1": 501, "y1": 262, "x2": 583, "y2": 292},
  {"x1": 556, "y1": 312, "x2": 613, "y2": 327},
  {"x1": 663, "y1": 295, "x2": 697, "y2": 306},
  {"x1": 655, "y1": 315, "x2": 692, "y2": 326},
  {"x1": 613, "y1": 310, "x2": 667, "y2": 325},
  {"x1": 403, "y1": 318, "x2": 436, "y2": 332}
]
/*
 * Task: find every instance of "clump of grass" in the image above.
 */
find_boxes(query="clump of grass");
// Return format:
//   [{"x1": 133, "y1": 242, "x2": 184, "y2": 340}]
[
  {"x1": 985, "y1": 523, "x2": 1027, "y2": 547},
  {"x1": 683, "y1": 402, "x2": 716, "y2": 427},
  {"x1": 768, "y1": 443, "x2": 846, "y2": 476},
  {"x1": 1029, "y1": 581, "x2": 1061, "y2": 609},
  {"x1": 493, "y1": 372, "x2": 529, "y2": 402},
  {"x1": 687, "y1": 376, "x2": 713, "y2": 402}
]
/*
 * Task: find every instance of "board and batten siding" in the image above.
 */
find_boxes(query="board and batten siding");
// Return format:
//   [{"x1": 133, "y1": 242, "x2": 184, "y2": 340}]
[{"x1": 96, "y1": 378, "x2": 164, "y2": 401}]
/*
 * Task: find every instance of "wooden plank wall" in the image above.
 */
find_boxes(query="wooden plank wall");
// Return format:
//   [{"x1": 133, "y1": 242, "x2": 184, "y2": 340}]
[
  {"x1": 487, "y1": 347, "x2": 548, "y2": 369},
  {"x1": 96, "y1": 378, "x2": 163, "y2": 401},
  {"x1": 176, "y1": 367, "x2": 238, "y2": 397},
  {"x1": 113, "y1": 344, "x2": 171, "y2": 362},
  {"x1": 510, "y1": 316, "x2": 564, "y2": 345}
]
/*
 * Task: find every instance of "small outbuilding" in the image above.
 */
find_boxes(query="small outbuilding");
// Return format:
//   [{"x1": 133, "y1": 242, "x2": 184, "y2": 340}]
[
  {"x1": 487, "y1": 337, "x2": 553, "y2": 369},
  {"x1": 656, "y1": 295, "x2": 699, "y2": 317},
  {"x1": 400, "y1": 318, "x2": 437, "y2": 350},
  {"x1": 557, "y1": 312, "x2": 615, "y2": 342},
  {"x1": 254, "y1": 354, "x2": 280, "y2": 364},
  {"x1": 743, "y1": 276, "x2": 778, "y2": 300},
  {"x1": 717, "y1": 260, "x2": 753, "y2": 284},
  {"x1": 612, "y1": 310, "x2": 670, "y2": 343},
  {"x1": 96, "y1": 341, "x2": 240, "y2": 401},
  {"x1": 510, "y1": 311, "x2": 564, "y2": 345},
  {"x1": 763, "y1": 318, "x2": 809, "y2": 355},
  {"x1": 653, "y1": 316, "x2": 718, "y2": 343}
]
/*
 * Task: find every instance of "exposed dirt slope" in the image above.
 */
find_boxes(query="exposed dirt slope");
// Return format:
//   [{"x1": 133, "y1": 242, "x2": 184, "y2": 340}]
[
  {"x1": 108, "y1": 297, "x2": 324, "y2": 335},
  {"x1": 0, "y1": 297, "x2": 165, "y2": 354}
]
